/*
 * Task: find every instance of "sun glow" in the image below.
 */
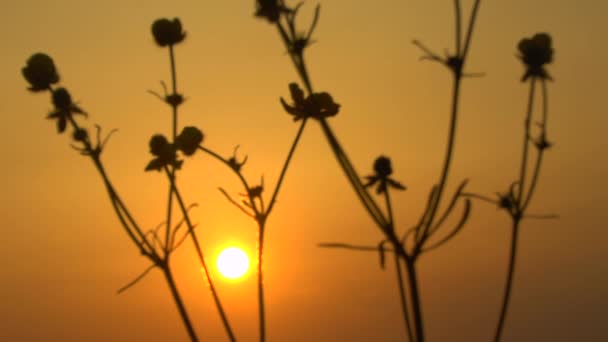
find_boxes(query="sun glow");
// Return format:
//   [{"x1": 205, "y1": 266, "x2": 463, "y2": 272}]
[{"x1": 216, "y1": 247, "x2": 250, "y2": 279}]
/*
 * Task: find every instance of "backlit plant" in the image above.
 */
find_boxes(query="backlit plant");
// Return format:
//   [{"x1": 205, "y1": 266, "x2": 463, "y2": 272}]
[{"x1": 22, "y1": 1, "x2": 556, "y2": 341}]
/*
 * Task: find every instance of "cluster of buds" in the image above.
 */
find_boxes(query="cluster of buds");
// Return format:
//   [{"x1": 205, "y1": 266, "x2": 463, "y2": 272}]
[{"x1": 145, "y1": 127, "x2": 204, "y2": 172}]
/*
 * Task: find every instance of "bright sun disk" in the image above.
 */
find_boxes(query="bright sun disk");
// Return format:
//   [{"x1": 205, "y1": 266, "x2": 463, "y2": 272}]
[{"x1": 216, "y1": 247, "x2": 250, "y2": 279}]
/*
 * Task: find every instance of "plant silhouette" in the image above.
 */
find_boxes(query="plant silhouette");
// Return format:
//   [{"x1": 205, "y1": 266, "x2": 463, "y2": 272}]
[{"x1": 21, "y1": 1, "x2": 556, "y2": 341}]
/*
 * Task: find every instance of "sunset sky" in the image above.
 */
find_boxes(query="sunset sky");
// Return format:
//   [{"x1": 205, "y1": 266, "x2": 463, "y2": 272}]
[{"x1": 1, "y1": 0, "x2": 607, "y2": 341}]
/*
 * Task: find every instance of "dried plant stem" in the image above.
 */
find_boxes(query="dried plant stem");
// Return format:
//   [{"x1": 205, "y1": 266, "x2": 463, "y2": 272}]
[
  {"x1": 416, "y1": 76, "x2": 462, "y2": 253},
  {"x1": 494, "y1": 221, "x2": 520, "y2": 342},
  {"x1": 162, "y1": 264, "x2": 199, "y2": 342},
  {"x1": 63, "y1": 114, "x2": 201, "y2": 340},
  {"x1": 495, "y1": 77, "x2": 547, "y2": 342},
  {"x1": 516, "y1": 79, "x2": 536, "y2": 208},
  {"x1": 200, "y1": 118, "x2": 308, "y2": 342},
  {"x1": 405, "y1": 260, "x2": 424, "y2": 342},
  {"x1": 257, "y1": 223, "x2": 267, "y2": 342},
  {"x1": 394, "y1": 255, "x2": 413, "y2": 342},
  {"x1": 165, "y1": 44, "x2": 179, "y2": 256},
  {"x1": 384, "y1": 188, "x2": 413, "y2": 342},
  {"x1": 169, "y1": 45, "x2": 179, "y2": 138},
  {"x1": 165, "y1": 167, "x2": 236, "y2": 342}
]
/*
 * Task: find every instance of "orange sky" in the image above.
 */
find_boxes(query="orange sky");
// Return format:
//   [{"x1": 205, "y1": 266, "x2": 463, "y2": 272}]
[{"x1": 1, "y1": 0, "x2": 607, "y2": 341}]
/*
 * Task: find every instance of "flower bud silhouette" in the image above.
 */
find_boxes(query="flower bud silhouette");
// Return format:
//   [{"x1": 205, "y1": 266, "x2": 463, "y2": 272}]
[
  {"x1": 364, "y1": 156, "x2": 406, "y2": 195},
  {"x1": 255, "y1": 0, "x2": 284, "y2": 23},
  {"x1": 22, "y1": 53, "x2": 59, "y2": 92},
  {"x1": 518, "y1": 33, "x2": 553, "y2": 81},
  {"x1": 149, "y1": 134, "x2": 170, "y2": 156},
  {"x1": 374, "y1": 156, "x2": 393, "y2": 178},
  {"x1": 175, "y1": 126, "x2": 204, "y2": 156},
  {"x1": 280, "y1": 83, "x2": 340, "y2": 121},
  {"x1": 52, "y1": 87, "x2": 72, "y2": 110},
  {"x1": 47, "y1": 88, "x2": 86, "y2": 134},
  {"x1": 146, "y1": 134, "x2": 182, "y2": 172},
  {"x1": 151, "y1": 18, "x2": 186, "y2": 47},
  {"x1": 73, "y1": 128, "x2": 88, "y2": 142}
]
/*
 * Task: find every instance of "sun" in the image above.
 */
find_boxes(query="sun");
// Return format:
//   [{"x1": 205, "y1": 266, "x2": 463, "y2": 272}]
[{"x1": 216, "y1": 247, "x2": 250, "y2": 280}]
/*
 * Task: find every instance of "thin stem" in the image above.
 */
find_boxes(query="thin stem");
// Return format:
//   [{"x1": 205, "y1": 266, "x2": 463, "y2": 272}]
[
  {"x1": 521, "y1": 152, "x2": 544, "y2": 212},
  {"x1": 165, "y1": 185, "x2": 175, "y2": 256},
  {"x1": 395, "y1": 255, "x2": 414, "y2": 342},
  {"x1": 494, "y1": 221, "x2": 520, "y2": 342},
  {"x1": 385, "y1": 186, "x2": 413, "y2": 342},
  {"x1": 319, "y1": 119, "x2": 389, "y2": 231},
  {"x1": 266, "y1": 119, "x2": 308, "y2": 215},
  {"x1": 454, "y1": 0, "x2": 462, "y2": 55},
  {"x1": 165, "y1": 44, "x2": 179, "y2": 254},
  {"x1": 165, "y1": 167, "x2": 236, "y2": 342},
  {"x1": 318, "y1": 243, "x2": 384, "y2": 252},
  {"x1": 169, "y1": 45, "x2": 178, "y2": 138},
  {"x1": 416, "y1": 75, "x2": 462, "y2": 254},
  {"x1": 521, "y1": 79, "x2": 547, "y2": 212},
  {"x1": 461, "y1": 192, "x2": 497, "y2": 205},
  {"x1": 162, "y1": 265, "x2": 199, "y2": 342},
  {"x1": 516, "y1": 79, "x2": 537, "y2": 209},
  {"x1": 67, "y1": 115, "x2": 155, "y2": 256},
  {"x1": 198, "y1": 146, "x2": 255, "y2": 201},
  {"x1": 461, "y1": 0, "x2": 482, "y2": 62},
  {"x1": 257, "y1": 220, "x2": 267, "y2": 342}
]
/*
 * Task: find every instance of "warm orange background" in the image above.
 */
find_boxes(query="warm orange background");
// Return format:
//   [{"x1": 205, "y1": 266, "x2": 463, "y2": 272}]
[{"x1": 1, "y1": 0, "x2": 606, "y2": 341}]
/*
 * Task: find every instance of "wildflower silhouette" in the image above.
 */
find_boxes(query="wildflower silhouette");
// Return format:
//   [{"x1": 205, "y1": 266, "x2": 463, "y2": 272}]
[
  {"x1": 175, "y1": 126, "x2": 204, "y2": 156},
  {"x1": 280, "y1": 83, "x2": 340, "y2": 121},
  {"x1": 363, "y1": 156, "x2": 407, "y2": 195},
  {"x1": 518, "y1": 32, "x2": 553, "y2": 81},
  {"x1": 255, "y1": 0, "x2": 285, "y2": 23},
  {"x1": 493, "y1": 32, "x2": 555, "y2": 342},
  {"x1": 145, "y1": 134, "x2": 183, "y2": 172},
  {"x1": 21, "y1": 52, "x2": 204, "y2": 341},
  {"x1": 21, "y1": 3, "x2": 559, "y2": 342},
  {"x1": 21, "y1": 53, "x2": 59, "y2": 92},
  {"x1": 151, "y1": 18, "x2": 186, "y2": 47}
]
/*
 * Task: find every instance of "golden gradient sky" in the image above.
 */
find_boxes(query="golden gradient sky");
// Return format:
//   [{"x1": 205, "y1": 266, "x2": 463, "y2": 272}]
[{"x1": 1, "y1": 0, "x2": 607, "y2": 341}]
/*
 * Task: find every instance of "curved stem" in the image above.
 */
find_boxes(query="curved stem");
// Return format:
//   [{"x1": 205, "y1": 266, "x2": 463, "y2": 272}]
[
  {"x1": 416, "y1": 75, "x2": 461, "y2": 254},
  {"x1": 319, "y1": 119, "x2": 389, "y2": 232},
  {"x1": 165, "y1": 167, "x2": 236, "y2": 342},
  {"x1": 494, "y1": 221, "x2": 520, "y2": 342},
  {"x1": 162, "y1": 265, "x2": 199, "y2": 342}
]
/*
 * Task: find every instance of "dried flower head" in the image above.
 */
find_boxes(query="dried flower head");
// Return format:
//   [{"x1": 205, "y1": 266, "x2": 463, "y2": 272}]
[
  {"x1": 22, "y1": 53, "x2": 60, "y2": 92},
  {"x1": 151, "y1": 18, "x2": 186, "y2": 47},
  {"x1": 518, "y1": 33, "x2": 553, "y2": 81}
]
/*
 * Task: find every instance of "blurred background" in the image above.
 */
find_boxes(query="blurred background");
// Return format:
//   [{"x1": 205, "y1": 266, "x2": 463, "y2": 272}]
[{"x1": 1, "y1": 0, "x2": 606, "y2": 340}]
